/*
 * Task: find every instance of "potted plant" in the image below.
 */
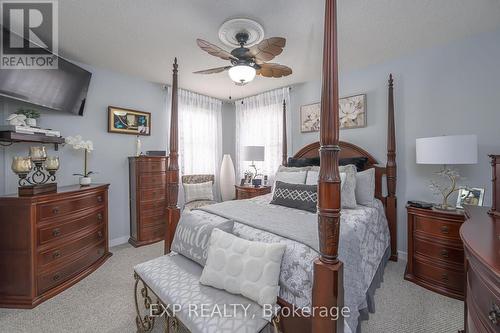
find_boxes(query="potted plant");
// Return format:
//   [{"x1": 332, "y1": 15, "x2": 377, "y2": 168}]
[
  {"x1": 16, "y1": 108, "x2": 40, "y2": 127},
  {"x1": 65, "y1": 135, "x2": 95, "y2": 185}
]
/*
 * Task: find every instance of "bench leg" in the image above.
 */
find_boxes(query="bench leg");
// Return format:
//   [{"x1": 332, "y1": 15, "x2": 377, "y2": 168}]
[{"x1": 134, "y1": 272, "x2": 156, "y2": 332}]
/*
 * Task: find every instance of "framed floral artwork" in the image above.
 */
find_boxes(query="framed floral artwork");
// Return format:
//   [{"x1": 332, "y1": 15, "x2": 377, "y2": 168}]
[
  {"x1": 300, "y1": 94, "x2": 367, "y2": 132},
  {"x1": 107, "y1": 106, "x2": 151, "y2": 135}
]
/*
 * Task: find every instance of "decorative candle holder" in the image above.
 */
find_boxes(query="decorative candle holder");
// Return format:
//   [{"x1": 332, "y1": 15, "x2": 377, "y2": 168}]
[{"x1": 11, "y1": 147, "x2": 59, "y2": 196}]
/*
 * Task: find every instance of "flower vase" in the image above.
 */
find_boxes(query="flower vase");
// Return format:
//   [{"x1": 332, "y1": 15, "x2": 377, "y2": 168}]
[
  {"x1": 219, "y1": 154, "x2": 236, "y2": 201},
  {"x1": 26, "y1": 118, "x2": 36, "y2": 127},
  {"x1": 80, "y1": 177, "x2": 91, "y2": 186}
]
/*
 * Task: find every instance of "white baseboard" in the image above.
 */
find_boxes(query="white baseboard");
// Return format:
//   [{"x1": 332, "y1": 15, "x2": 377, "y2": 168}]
[
  {"x1": 109, "y1": 236, "x2": 129, "y2": 248},
  {"x1": 398, "y1": 250, "x2": 408, "y2": 262}
]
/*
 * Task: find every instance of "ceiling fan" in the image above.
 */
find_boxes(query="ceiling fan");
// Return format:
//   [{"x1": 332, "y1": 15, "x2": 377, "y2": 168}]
[{"x1": 194, "y1": 32, "x2": 292, "y2": 85}]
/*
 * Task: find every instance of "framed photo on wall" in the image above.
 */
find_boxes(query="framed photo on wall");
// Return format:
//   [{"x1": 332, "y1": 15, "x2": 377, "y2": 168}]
[
  {"x1": 456, "y1": 187, "x2": 485, "y2": 209},
  {"x1": 108, "y1": 106, "x2": 151, "y2": 135},
  {"x1": 300, "y1": 94, "x2": 367, "y2": 133}
]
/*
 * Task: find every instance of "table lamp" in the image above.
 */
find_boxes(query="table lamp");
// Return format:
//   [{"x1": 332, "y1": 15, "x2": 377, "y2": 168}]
[
  {"x1": 242, "y1": 146, "x2": 265, "y2": 178},
  {"x1": 416, "y1": 135, "x2": 477, "y2": 210}
]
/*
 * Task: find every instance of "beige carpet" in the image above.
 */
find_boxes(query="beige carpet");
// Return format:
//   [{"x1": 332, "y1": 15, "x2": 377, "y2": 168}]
[{"x1": 0, "y1": 242, "x2": 463, "y2": 333}]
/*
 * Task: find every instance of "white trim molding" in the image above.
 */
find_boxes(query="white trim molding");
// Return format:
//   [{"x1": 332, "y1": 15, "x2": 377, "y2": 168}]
[
  {"x1": 398, "y1": 250, "x2": 408, "y2": 262},
  {"x1": 109, "y1": 236, "x2": 129, "y2": 248}
]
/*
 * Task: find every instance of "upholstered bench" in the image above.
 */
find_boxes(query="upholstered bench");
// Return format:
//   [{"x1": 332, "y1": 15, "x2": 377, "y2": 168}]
[{"x1": 134, "y1": 253, "x2": 277, "y2": 333}]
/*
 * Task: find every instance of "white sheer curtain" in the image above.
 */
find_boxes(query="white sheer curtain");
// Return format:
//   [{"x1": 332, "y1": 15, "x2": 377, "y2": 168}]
[
  {"x1": 235, "y1": 87, "x2": 290, "y2": 180},
  {"x1": 178, "y1": 89, "x2": 222, "y2": 177}
]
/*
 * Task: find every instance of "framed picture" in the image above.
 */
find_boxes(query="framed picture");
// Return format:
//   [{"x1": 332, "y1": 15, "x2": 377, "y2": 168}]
[
  {"x1": 299, "y1": 94, "x2": 367, "y2": 133},
  {"x1": 108, "y1": 106, "x2": 151, "y2": 135},
  {"x1": 300, "y1": 103, "x2": 321, "y2": 133},
  {"x1": 456, "y1": 187, "x2": 485, "y2": 209}
]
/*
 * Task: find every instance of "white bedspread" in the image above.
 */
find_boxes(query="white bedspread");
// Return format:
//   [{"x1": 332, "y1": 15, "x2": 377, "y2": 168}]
[{"x1": 190, "y1": 194, "x2": 390, "y2": 332}]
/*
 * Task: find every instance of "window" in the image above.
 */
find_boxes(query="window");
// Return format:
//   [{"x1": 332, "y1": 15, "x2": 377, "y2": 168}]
[{"x1": 235, "y1": 87, "x2": 290, "y2": 179}]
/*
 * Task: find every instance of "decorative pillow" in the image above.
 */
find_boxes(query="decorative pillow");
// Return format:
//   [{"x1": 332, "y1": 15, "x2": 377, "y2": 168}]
[
  {"x1": 270, "y1": 181, "x2": 318, "y2": 212},
  {"x1": 171, "y1": 212, "x2": 234, "y2": 266},
  {"x1": 339, "y1": 165, "x2": 357, "y2": 208},
  {"x1": 183, "y1": 181, "x2": 214, "y2": 203},
  {"x1": 200, "y1": 229, "x2": 286, "y2": 307},
  {"x1": 287, "y1": 157, "x2": 320, "y2": 167},
  {"x1": 355, "y1": 168, "x2": 376, "y2": 207},
  {"x1": 340, "y1": 157, "x2": 369, "y2": 172},
  {"x1": 274, "y1": 170, "x2": 307, "y2": 184}
]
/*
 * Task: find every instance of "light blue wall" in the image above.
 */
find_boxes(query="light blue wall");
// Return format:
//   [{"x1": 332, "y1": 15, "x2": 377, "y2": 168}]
[
  {"x1": 290, "y1": 28, "x2": 500, "y2": 254},
  {"x1": 0, "y1": 64, "x2": 168, "y2": 244}
]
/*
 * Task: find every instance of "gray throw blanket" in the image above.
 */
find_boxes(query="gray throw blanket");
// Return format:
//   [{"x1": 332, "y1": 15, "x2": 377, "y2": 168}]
[{"x1": 197, "y1": 199, "x2": 320, "y2": 252}]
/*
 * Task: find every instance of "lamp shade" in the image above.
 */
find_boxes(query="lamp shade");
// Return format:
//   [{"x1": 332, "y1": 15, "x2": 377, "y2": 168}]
[
  {"x1": 242, "y1": 146, "x2": 265, "y2": 161},
  {"x1": 416, "y1": 135, "x2": 477, "y2": 165}
]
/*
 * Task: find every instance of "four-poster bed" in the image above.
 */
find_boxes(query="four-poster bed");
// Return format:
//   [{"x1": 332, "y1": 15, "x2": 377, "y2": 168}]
[{"x1": 136, "y1": 0, "x2": 397, "y2": 332}]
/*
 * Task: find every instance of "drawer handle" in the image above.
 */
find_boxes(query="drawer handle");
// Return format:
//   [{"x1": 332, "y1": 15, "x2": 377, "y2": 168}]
[
  {"x1": 489, "y1": 303, "x2": 500, "y2": 325},
  {"x1": 52, "y1": 228, "x2": 61, "y2": 237},
  {"x1": 53, "y1": 273, "x2": 61, "y2": 281},
  {"x1": 97, "y1": 231, "x2": 103, "y2": 238},
  {"x1": 97, "y1": 196, "x2": 103, "y2": 203},
  {"x1": 52, "y1": 207, "x2": 59, "y2": 214},
  {"x1": 441, "y1": 273, "x2": 449, "y2": 281},
  {"x1": 97, "y1": 212, "x2": 103, "y2": 221},
  {"x1": 440, "y1": 226, "x2": 449, "y2": 234},
  {"x1": 52, "y1": 250, "x2": 61, "y2": 259},
  {"x1": 440, "y1": 249, "x2": 449, "y2": 258}
]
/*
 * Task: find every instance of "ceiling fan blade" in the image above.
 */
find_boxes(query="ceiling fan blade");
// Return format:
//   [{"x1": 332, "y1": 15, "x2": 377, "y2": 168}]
[
  {"x1": 257, "y1": 63, "x2": 292, "y2": 78},
  {"x1": 193, "y1": 66, "x2": 231, "y2": 74},
  {"x1": 249, "y1": 37, "x2": 286, "y2": 63},
  {"x1": 196, "y1": 39, "x2": 237, "y2": 61}
]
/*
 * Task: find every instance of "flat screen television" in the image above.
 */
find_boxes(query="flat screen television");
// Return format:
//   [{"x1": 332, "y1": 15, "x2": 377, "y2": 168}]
[{"x1": 0, "y1": 34, "x2": 92, "y2": 116}]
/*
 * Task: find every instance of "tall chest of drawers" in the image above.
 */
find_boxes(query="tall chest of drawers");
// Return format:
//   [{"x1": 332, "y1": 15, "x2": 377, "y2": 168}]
[
  {"x1": 0, "y1": 184, "x2": 111, "y2": 308},
  {"x1": 405, "y1": 206, "x2": 465, "y2": 300},
  {"x1": 128, "y1": 156, "x2": 168, "y2": 247}
]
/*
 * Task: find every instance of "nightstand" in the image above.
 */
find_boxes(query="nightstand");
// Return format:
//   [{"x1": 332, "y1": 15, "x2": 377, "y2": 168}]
[
  {"x1": 235, "y1": 185, "x2": 272, "y2": 200},
  {"x1": 405, "y1": 205, "x2": 465, "y2": 300}
]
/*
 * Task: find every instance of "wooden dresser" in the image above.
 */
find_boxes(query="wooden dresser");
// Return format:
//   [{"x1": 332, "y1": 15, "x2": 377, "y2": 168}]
[
  {"x1": 128, "y1": 156, "x2": 168, "y2": 247},
  {"x1": 235, "y1": 185, "x2": 272, "y2": 200},
  {"x1": 405, "y1": 206, "x2": 465, "y2": 300},
  {"x1": 0, "y1": 184, "x2": 111, "y2": 308}
]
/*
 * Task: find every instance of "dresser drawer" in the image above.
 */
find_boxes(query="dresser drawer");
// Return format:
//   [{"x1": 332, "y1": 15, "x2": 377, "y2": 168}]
[
  {"x1": 140, "y1": 187, "x2": 166, "y2": 202},
  {"x1": 38, "y1": 226, "x2": 105, "y2": 268},
  {"x1": 139, "y1": 174, "x2": 167, "y2": 188},
  {"x1": 414, "y1": 215, "x2": 461, "y2": 240},
  {"x1": 38, "y1": 192, "x2": 105, "y2": 221},
  {"x1": 414, "y1": 257, "x2": 464, "y2": 292},
  {"x1": 414, "y1": 235, "x2": 464, "y2": 265},
  {"x1": 139, "y1": 200, "x2": 166, "y2": 217},
  {"x1": 140, "y1": 224, "x2": 165, "y2": 241},
  {"x1": 141, "y1": 214, "x2": 166, "y2": 227},
  {"x1": 38, "y1": 209, "x2": 104, "y2": 245},
  {"x1": 37, "y1": 241, "x2": 106, "y2": 294},
  {"x1": 138, "y1": 160, "x2": 167, "y2": 173}
]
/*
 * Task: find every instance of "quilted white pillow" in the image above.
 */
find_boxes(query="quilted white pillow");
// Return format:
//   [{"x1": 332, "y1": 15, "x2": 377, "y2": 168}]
[
  {"x1": 183, "y1": 181, "x2": 214, "y2": 203},
  {"x1": 274, "y1": 170, "x2": 307, "y2": 184},
  {"x1": 199, "y1": 229, "x2": 286, "y2": 307}
]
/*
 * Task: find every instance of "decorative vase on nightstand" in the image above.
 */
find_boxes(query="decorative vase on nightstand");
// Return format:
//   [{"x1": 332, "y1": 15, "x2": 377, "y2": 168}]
[
  {"x1": 219, "y1": 154, "x2": 236, "y2": 201},
  {"x1": 79, "y1": 177, "x2": 91, "y2": 186}
]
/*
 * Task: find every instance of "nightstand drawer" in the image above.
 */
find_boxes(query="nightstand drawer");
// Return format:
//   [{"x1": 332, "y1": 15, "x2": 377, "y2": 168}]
[
  {"x1": 414, "y1": 235, "x2": 464, "y2": 265},
  {"x1": 414, "y1": 215, "x2": 461, "y2": 240},
  {"x1": 414, "y1": 257, "x2": 464, "y2": 293}
]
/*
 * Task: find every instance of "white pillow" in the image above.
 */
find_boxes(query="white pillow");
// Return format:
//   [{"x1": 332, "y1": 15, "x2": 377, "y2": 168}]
[
  {"x1": 199, "y1": 229, "x2": 286, "y2": 307},
  {"x1": 306, "y1": 170, "x2": 347, "y2": 186},
  {"x1": 275, "y1": 170, "x2": 307, "y2": 184},
  {"x1": 183, "y1": 181, "x2": 214, "y2": 203},
  {"x1": 355, "y1": 168, "x2": 376, "y2": 207},
  {"x1": 277, "y1": 165, "x2": 311, "y2": 172}
]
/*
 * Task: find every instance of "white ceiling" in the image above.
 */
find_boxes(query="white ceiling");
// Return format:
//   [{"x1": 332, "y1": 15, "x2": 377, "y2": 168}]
[{"x1": 57, "y1": 0, "x2": 500, "y2": 100}]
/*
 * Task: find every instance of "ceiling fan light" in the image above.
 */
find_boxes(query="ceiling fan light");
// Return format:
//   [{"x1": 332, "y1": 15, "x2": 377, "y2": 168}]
[{"x1": 228, "y1": 65, "x2": 256, "y2": 84}]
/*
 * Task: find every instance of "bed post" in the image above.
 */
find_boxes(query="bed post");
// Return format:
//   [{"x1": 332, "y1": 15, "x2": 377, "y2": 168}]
[
  {"x1": 165, "y1": 58, "x2": 180, "y2": 254},
  {"x1": 312, "y1": 0, "x2": 344, "y2": 332},
  {"x1": 282, "y1": 99, "x2": 288, "y2": 166},
  {"x1": 386, "y1": 74, "x2": 398, "y2": 261}
]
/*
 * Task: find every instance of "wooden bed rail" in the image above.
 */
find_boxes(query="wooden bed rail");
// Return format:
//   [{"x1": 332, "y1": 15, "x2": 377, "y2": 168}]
[
  {"x1": 165, "y1": 58, "x2": 180, "y2": 254},
  {"x1": 386, "y1": 74, "x2": 398, "y2": 261}
]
